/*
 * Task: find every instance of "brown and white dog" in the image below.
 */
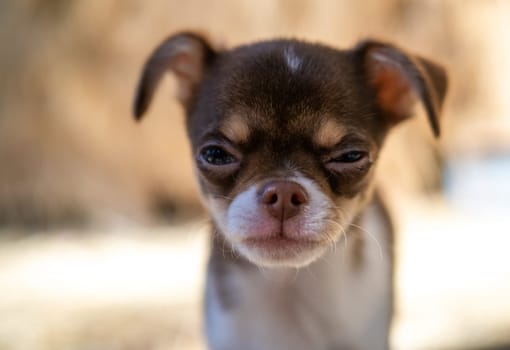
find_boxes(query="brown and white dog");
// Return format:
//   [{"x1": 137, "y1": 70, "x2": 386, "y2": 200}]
[{"x1": 133, "y1": 32, "x2": 447, "y2": 350}]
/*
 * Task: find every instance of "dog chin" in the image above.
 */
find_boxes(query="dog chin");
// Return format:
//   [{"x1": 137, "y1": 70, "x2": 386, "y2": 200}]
[{"x1": 231, "y1": 238, "x2": 331, "y2": 268}]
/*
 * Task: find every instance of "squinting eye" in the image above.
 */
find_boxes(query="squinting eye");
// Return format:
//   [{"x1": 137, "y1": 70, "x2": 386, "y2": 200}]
[
  {"x1": 333, "y1": 151, "x2": 366, "y2": 163},
  {"x1": 200, "y1": 146, "x2": 237, "y2": 165}
]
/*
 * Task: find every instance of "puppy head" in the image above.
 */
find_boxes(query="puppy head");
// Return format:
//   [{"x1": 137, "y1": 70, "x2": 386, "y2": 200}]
[{"x1": 134, "y1": 32, "x2": 447, "y2": 267}]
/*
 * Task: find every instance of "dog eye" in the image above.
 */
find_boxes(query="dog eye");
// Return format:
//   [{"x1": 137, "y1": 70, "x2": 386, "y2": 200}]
[
  {"x1": 333, "y1": 151, "x2": 366, "y2": 163},
  {"x1": 200, "y1": 146, "x2": 237, "y2": 165}
]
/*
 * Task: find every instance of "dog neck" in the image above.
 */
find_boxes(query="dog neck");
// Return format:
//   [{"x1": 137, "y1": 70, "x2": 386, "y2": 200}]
[{"x1": 205, "y1": 196, "x2": 394, "y2": 350}]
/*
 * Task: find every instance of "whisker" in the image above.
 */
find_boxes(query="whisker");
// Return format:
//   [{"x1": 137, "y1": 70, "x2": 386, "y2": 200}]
[
  {"x1": 348, "y1": 222, "x2": 384, "y2": 261},
  {"x1": 324, "y1": 219, "x2": 349, "y2": 251},
  {"x1": 257, "y1": 265, "x2": 272, "y2": 280},
  {"x1": 212, "y1": 194, "x2": 235, "y2": 201},
  {"x1": 305, "y1": 265, "x2": 318, "y2": 281},
  {"x1": 229, "y1": 240, "x2": 240, "y2": 259},
  {"x1": 291, "y1": 267, "x2": 300, "y2": 283},
  {"x1": 220, "y1": 231, "x2": 228, "y2": 260}
]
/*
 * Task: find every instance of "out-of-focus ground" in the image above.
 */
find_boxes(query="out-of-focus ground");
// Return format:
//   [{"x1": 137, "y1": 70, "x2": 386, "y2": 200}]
[{"x1": 1, "y1": 1, "x2": 510, "y2": 349}]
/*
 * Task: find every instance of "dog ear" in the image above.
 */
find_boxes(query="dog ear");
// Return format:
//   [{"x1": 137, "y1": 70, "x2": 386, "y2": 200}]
[
  {"x1": 133, "y1": 32, "x2": 216, "y2": 120},
  {"x1": 358, "y1": 41, "x2": 448, "y2": 137}
]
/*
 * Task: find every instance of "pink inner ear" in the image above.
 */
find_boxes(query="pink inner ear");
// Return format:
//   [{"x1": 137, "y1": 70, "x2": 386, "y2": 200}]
[
  {"x1": 368, "y1": 52, "x2": 417, "y2": 124},
  {"x1": 170, "y1": 53, "x2": 203, "y2": 103}
]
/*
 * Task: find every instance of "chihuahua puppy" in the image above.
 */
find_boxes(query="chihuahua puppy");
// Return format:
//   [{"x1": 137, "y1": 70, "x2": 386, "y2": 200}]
[{"x1": 133, "y1": 32, "x2": 447, "y2": 350}]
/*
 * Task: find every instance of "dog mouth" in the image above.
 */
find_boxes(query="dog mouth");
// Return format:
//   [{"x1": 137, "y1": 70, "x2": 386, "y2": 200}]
[
  {"x1": 243, "y1": 235, "x2": 322, "y2": 250},
  {"x1": 236, "y1": 233, "x2": 328, "y2": 267}
]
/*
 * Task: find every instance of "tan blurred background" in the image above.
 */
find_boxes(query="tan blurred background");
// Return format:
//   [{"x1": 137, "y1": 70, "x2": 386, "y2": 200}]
[{"x1": 1, "y1": 1, "x2": 509, "y2": 349}]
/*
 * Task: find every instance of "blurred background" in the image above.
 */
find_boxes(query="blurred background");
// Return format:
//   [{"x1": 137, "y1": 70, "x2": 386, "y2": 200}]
[{"x1": 0, "y1": 0, "x2": 509, "y2": 349}]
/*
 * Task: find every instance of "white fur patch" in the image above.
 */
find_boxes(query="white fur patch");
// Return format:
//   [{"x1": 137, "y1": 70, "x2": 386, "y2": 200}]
[
  {"x1": 225, "y1": 185, "x2": 259, "y2": 240},
  {"x1": 220, "y1": 172, "x2": 356, "y2": 268},
  {"x1": 284, "y1": 46, "x2": 301, "y2": 73}
]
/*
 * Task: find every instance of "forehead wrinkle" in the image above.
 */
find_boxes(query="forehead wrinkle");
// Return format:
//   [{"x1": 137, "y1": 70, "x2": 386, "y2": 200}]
[
  {"x1": 314, "y1": 118, "x2": 347, "y2": 149},
  {"x1": 219, "y1": 113, "x2": 251, "y2": 144}
]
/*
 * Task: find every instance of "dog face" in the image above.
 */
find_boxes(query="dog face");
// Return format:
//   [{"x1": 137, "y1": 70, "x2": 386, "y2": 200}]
[{"x1": 134, "y1": 32, "x2": 447, "y2": 267}]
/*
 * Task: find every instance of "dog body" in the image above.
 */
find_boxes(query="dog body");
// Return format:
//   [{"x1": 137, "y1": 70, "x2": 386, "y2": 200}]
[{"x1": 134, "y1": 33, "x2": 447, "y2": 350}]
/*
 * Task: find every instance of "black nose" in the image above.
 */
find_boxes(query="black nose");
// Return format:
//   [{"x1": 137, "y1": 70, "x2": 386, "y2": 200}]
[{"x1": 258, "y1": 181, "x2": 308, "y2": 221}]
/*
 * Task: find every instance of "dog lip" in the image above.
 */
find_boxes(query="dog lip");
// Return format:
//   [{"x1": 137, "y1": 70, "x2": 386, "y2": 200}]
[{"x1": 243, "y1": 235, "x2": 321, "y2": 249}]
